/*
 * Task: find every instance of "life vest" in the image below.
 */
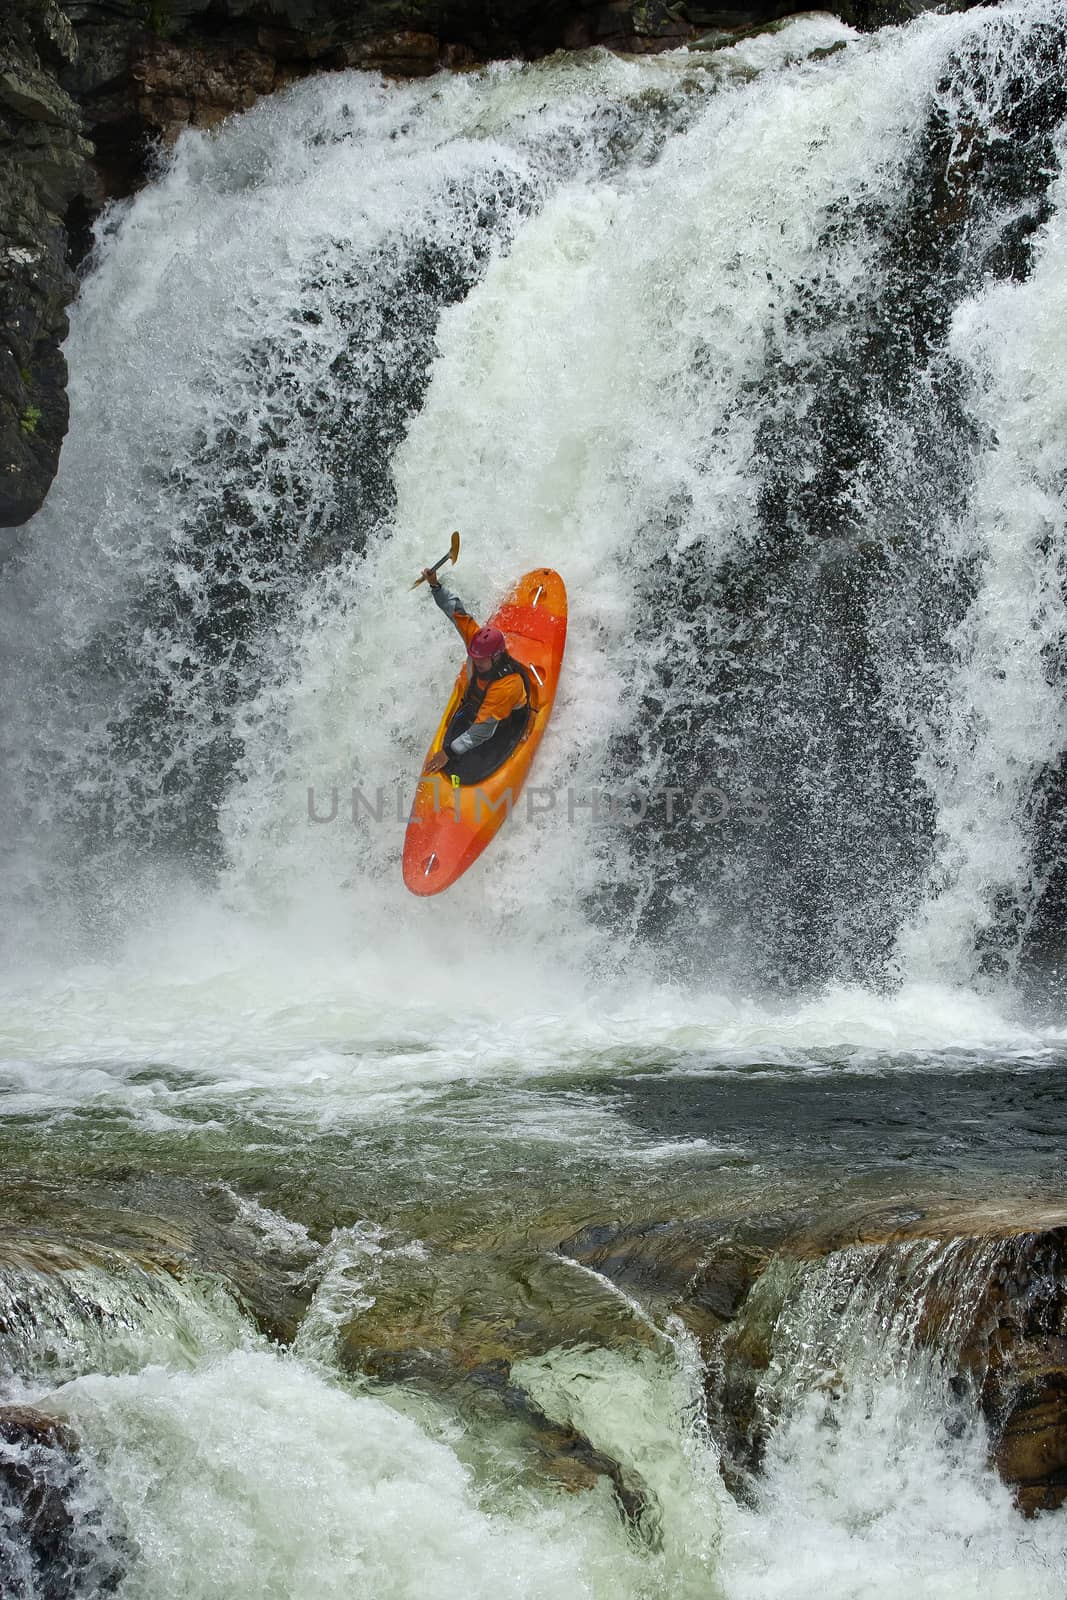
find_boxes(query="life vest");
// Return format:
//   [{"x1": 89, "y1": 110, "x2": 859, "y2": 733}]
[{"x1": 458, "y1": 652, "x2": 534, "y2": 728}]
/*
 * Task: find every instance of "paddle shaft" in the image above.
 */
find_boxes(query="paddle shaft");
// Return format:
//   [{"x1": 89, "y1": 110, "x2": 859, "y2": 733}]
[{"x1": 411, "y1": 531, "x2": 460, "y2": 590}]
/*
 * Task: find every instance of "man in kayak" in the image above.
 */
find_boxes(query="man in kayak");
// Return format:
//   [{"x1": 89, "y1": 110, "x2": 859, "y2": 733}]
[{"x1": 421, "y1": 567, "x2": 531, "y2": 778}]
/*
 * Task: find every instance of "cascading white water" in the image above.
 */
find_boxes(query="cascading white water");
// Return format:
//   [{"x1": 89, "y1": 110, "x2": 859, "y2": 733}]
[
  {"x1": 0, "y1": 49, "x2": 716, "y2": 959},
  {"x1": 4, "y1": 3, "x2": 1066, "y2": 1059},
  {"x1": 718, "y1": 1238, "x2": 1067, "y2": 1598},
  {"x1": 898, "y1": 127, "x2": 1067, "y2": 985},
  {"x1": 208, "y1": 0, "x2": 1067, "y2": 998}
]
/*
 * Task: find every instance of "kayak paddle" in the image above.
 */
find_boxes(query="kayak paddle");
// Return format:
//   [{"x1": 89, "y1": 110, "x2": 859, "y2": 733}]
[{"x1": 411, "y1": 531, "x2": 460, "y2": 590}]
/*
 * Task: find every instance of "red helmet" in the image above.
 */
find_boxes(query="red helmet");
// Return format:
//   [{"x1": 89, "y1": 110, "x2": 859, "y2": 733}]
[{"x1": 469, "y1": 625, "x2": 505, "y2": 659}]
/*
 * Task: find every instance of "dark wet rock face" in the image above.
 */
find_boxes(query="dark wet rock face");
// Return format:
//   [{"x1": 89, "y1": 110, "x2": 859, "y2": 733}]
[
  {"x1": 0, "y1": 0, "x2": 93, "y2": 530},
  {"x1": 943, "y1": 1226, "x2": 1067, "y2": 1516}
]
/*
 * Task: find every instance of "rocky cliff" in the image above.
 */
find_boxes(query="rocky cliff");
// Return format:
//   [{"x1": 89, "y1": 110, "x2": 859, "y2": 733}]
[{"x1": 0, "y1": 1, "x2": 92, "y2": 528}]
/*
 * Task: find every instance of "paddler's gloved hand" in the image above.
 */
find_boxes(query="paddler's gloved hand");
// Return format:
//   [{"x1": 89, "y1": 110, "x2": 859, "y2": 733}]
[
  {"x1": 422, "y1": 567, "x2": 440, "y2": 588},
  {"x1": 423, "y1": 751, "x2": 449, "y2": 775}
]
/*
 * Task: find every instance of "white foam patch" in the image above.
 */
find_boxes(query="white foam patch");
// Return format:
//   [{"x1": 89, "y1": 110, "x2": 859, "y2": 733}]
[
  {"x1": 57, "y1": 1348, "x2": 663, "y2": 1600},
  {"x1": 0, "y1": 862, "x2": 1061, "y2": 1129},
  {"x1": 721, "y1": 1349, "x2": 1067, "y2": 1600},
  {"x1": 0, "y1": 918, "x2": 1059, "y2": 1125}
]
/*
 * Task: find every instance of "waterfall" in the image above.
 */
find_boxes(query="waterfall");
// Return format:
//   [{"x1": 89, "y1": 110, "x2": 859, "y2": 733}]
[
  {"x1": 713, "y1": 1232, "x2": 1067, "y2": 1596},
  {"x1": 3, "y1": 5, "x2": 1066, "y2": 1005},
  {"x1": 898, "y1": 131, "x2": 1067, "y2": 992},
  {"x1": 0, "y1": 52, "x2": 710, "y2": 960}
]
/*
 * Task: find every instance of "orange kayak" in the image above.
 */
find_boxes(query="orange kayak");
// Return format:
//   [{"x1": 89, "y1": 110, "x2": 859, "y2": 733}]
[{"x1": 403, "y1": 569, "x2": 567, "y2": 896}]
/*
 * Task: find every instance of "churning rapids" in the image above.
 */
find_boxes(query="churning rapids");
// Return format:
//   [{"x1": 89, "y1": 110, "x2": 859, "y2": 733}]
[{"x1": 2, "y1": 3, "x2": 1067, "y2": 1595}]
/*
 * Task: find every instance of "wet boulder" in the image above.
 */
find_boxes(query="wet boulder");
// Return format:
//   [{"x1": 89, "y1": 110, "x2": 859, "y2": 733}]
[
  {"x1": 558, "y1": 1215, "x2": 781, "y2": 1342},
  {"x1": 332, "y1": 1237, "x2": 657, "y2": 1525},
  {"x1": 0, "y1": 1405, "x2": 122, "y2": 1597},
  {"x1": 738, "y1": 1203, "x2": 1067, "y2": 1514},
  {"x1": 562, "y1": 1201, "x2": 1067, "y2": 1516},
  {"x1": 0, "y1": 0, "x2": 94, "y2": 532},
  {"x1": 938, "y1": 1223, "x2": 1067, "y2": 1516}
]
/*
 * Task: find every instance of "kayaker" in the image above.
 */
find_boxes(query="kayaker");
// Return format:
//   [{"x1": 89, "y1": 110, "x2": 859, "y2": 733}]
[{"x1": 421, "y1": 568, "x2": 531, "y2": 777}]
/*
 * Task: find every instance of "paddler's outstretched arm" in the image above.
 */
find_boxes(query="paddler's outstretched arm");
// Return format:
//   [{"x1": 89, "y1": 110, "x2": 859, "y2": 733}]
[{"x1": 424, "y1": 571, "x2": 480, "y2": 650}]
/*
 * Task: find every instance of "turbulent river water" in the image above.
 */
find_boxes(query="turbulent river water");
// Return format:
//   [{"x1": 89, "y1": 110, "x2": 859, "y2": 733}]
[{"x1": 2, "y1": 3, "x2": 1067, "y2": 1595}]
